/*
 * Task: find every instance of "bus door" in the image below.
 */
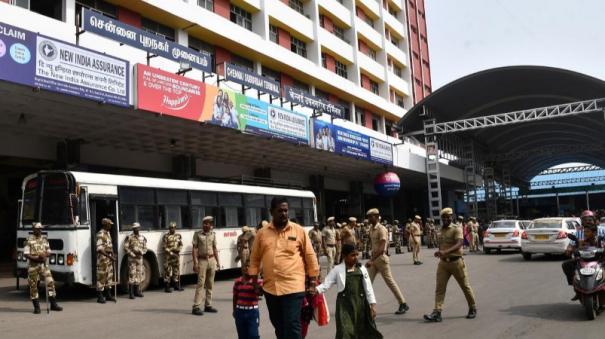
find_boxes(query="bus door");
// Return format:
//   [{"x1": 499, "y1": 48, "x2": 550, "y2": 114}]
[{"x1": 90, "y1": 196, "x2": 118, "y2": 285}]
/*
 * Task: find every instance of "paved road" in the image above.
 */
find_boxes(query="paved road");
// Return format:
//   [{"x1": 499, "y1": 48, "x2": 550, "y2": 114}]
[{"x1": 1, "y1": 248, "x2": 604, "y2": 339}]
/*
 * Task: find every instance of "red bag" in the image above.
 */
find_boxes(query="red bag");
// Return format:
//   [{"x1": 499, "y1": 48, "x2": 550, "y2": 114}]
[{"x1": 313, "y1": 293, "x2": 330, "y2": 326}]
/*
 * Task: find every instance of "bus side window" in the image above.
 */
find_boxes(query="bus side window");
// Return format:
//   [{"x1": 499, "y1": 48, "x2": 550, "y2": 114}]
[
  {"x1": 303, "y1": 198, "x2": 314, "y2": 226},
  {"x1": 191, "y1": 191, "x2": 219, "y2": 228},
  {"x1": 219, "y1": 193, "x2": 244, "y2": 228},
  {"x1": 157, "y1": 190, "x2": 188, "y2": 229},
  {"x1": 78, "y1": 187, "x2": 89, "y2": 225},
  {"x1": 244, "y1": 194, "x2": 266, "y2": 228},
  {"x1": 119, "y1": 187, "x2": 157, "y2": 230}
]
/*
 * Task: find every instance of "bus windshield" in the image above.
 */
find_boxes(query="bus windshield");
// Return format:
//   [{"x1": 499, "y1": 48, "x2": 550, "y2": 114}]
[{"x1": 21, "y1": 173, "x2": 76, "y2": 227}]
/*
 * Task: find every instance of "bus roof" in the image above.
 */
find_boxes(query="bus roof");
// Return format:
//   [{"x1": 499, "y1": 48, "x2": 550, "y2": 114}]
[{"x1": 68, "y1": 171, "x2": 316, "y2": 198}]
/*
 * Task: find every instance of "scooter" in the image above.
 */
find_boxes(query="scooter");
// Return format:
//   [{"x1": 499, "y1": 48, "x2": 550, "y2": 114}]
[{"x1": 567, "y1": 233, "x2": 605, "y2": 320}]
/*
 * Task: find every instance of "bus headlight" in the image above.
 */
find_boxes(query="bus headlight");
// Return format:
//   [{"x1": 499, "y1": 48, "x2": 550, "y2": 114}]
[
  {"x1": 17, "y1": 251, "x2": 23, "y2": 262},
  {"x1": 49, "y1": 254, "x2": 56, "y2": 265},
  {"x1": 57, "y1": 254, "x2": 65, "y2": 265}
]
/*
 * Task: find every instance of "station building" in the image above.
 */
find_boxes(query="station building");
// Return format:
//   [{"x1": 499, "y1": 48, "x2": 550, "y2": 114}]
[{"x1": 0, "y1": 0, "x2": 464, "y2": 263}]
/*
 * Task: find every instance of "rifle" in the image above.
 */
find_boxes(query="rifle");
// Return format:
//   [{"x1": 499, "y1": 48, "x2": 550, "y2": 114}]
[{"x1": 44, "y1": 257, "x2": 50, "y2": 314}]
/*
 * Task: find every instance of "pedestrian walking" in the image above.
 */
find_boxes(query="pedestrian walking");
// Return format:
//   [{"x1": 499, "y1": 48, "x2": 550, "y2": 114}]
[
  {"x1": 96, "y1": 217, "x2": 116, "y2": 304},
  {"x1": 124, "y1": 222, "x2": 147, "y2": 299},
  {"x1": 309, "y1": 222, "x2": 323, "y2": 266},
  {"x1": 424, "y1": 208, "x2": 477, "y2": 322},
  {"x1": 335, "y1": 222, "x2": 343, "y2": 264},
  {"x1": 233, "y1": 261, "x2": 263, "y2": 339},
  {"x1": 24, "y1": 222, "x2": 62, "y2": 314},
  {"x1": 365, "y1": 208, "x2": 410, "y2": 315},
  {"x1": 248, "y1": 196, "x2": 319, "y2": 339},
  {"x1": 361, "y1": 219, "x2": 371, "y2": 259},
  {"x1": 192, "y1": 216, "x2": 220, "y2": 315},
  {"x1": 315, "y1": 243, "x2": 382, "y2": 339},
  {"x1": 405, "y1": 219, "x2": 413, "y2": 252},
  {"x1": 410, "y1": 216, "x2": 423, "y2": 265},
  {"x1": 469, "y1": 217, "x2": 480, "y2": 252},
  {"x1": 162, "y1": 221, "x2": 184, "y2": 292},
  {"x1": 323, "y1": 217, "x2": 337, "y2": 272}
]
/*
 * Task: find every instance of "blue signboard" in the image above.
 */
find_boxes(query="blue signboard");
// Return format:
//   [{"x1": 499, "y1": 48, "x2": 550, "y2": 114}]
[
  {"x1": 82, "y1": 9, "x2": 212, "y2": 73},
  {"x1": 0, "y1": 21, "x2": 129, "y2": 106}
]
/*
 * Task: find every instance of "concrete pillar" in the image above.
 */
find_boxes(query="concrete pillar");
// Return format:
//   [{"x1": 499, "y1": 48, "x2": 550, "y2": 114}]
[{"x1": 310, "y1": 175, "x2": 325, "y2": 222}]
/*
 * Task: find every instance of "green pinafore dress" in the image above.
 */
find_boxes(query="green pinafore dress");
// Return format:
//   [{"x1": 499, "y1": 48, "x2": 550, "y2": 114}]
[{"x1": 335, "y1": 267, "x2": 383, "y2": 339}]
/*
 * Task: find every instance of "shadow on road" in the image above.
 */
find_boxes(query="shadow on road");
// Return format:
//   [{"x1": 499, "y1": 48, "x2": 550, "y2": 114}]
[{"x1": 500, "y1": 303, "x2": 585, "y2": 322}]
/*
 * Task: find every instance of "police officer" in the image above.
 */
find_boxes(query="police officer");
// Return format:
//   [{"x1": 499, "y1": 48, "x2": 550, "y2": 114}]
[
  {"x1": 426, "y1": 218, "x2": 437, "y2": 248},
  {"x1": 192, "y1": 216, "x2": 220, "y2": 316},
  {"x1": 96, "y1": 217, "x2": 116, "y2": 304},
  {"x1": 308, "y1": 222, "x2": 323, "y2": 265},
  {"x1": 322, "y1": 217, "x2": 337, "y2": 271},
  {"x1": 405, "y1": 218, "x2": 413, "y2": 252},
  {"x1": 424, "y1": 208, "x2": 477, "y2": 322},
  {"x1": 124, "y1": 222, "x2": 148, "y2": 299},
  {"x1": 410, "y1": 216, "x2": 423, "y2": 265},
  {"x1": 335, "y1": 222, "x2": 343, "y2": 264},
  {"x1": 236, "y1": 226, "x2": 255, "y2": 266},
  {"x1": 341, "y1": 217, "x2": 358, "y2": 247},
  {"x1": 469, "y1": 217, "x2": 480, "y2": 252},
  {"x1": 366, "y1": 208, "x2": 410, "y2": 315},
  {"x1": 162, "y1": 221, "x2": 183, "y2": 293},
  {"x1": 24, "y1": 222, "x2": 62, "y2": 313}
]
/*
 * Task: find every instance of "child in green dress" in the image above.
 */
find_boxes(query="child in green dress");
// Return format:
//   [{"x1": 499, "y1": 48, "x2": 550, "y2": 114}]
[{"x1": 315, "y1": 243, "x2": 383, "y2": 339}]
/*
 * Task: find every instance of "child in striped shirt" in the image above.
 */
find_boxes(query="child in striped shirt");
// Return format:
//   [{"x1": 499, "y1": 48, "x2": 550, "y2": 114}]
[{"x1": 233, "y1": 262, "x2": 263, "y2": 339}]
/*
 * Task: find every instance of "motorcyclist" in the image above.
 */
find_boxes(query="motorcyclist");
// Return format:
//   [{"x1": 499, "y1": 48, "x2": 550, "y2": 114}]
[{"x1": 562, "y1": 210, "x2": 605, "y2": 301}]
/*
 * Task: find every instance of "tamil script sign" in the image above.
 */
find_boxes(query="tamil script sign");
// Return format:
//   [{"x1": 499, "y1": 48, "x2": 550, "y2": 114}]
[
  {"x1": 135, "y1": 64, "x2": 205, "y2": 120},
  {"x1": 82, "y1": 9, "x2": 212, "y2": 73},
  {"x1": 0, "y1": 21, "x2": 129, "y2": 106},
  {"x1": 284, "y1": 86, "x2": 344, "y2": 119},
  {"x1": 224, "y1": 63, "x2": 280, "y2": 97}
]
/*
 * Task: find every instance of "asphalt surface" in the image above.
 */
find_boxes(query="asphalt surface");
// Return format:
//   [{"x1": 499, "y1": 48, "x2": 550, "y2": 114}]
[{"x1": 1, "y1": 247, "x2": 604, "y2": 339}]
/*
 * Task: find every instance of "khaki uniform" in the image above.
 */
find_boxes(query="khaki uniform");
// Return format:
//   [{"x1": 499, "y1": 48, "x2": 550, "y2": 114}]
[
  {"x1": 322, "y1": 226, "x2": 337, "y2": 271},
  {"x1": 341, "y1": 225, "x2": 357, "y2": 247},
  {"x1": 469, "y1": 222, "x2": 479, "y2": 252},
  {"x1": 308, "y1": 228, "x2": 323, "y2": 264},
  {"x1": 96, "y1": 229, "x2": 114, "y2": 291},
  {"x1": 192, "y1": 230, "x2": 217, "y2": 308},
  {"x1": 162, "y1": 232, "x2": 183, "y2": 283},
  {"x1": 368, "y1": 223, "x2": 406, "y2": 304},
  {"x1": 124, "y1": 233, "x2": 148, "y2": 285},
  {"x1": 335, "y1": 227, "x2": 342, "y2": 264},
  {"x1": 410, "y1": 222, "x2": 423, "y2": 262},
  {"x1": 434, "y1": 224, "x2": 476, "y2": 311},
  {"x1": 405, "y1": 222, "x2": 413, "y2": 252},
  {"x1": 24, "y1": 235, "x2": 56, "y2": 300},
  {"x1": 236, "y1": 230, "x2": 255, "y2": 266}
]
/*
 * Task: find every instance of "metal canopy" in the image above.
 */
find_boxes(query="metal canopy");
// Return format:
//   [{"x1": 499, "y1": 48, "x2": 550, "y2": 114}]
[{"x1": 398, "y1": 66, "x2": 605, "y2": 182}]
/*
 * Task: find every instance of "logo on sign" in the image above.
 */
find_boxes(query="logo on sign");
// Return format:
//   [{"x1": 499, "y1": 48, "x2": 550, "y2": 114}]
[
  {"x1": 38, "y1": 40, "x2": 57, "y2": 61},
  {"x1": 162, "y1": 94, "x2": 190, "y2": 111},
  {"x1": 10, "y1": 42, "x2": 31, "y2": 64}
]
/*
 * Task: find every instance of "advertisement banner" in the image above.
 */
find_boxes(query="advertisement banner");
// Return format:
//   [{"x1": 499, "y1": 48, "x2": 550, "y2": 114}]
[
  {"x1": 135, "y1": 64, "x2": 207, "y2": 120},
  {"x1": 82, "y1": 9, "x2": 212, "y2": 73},
  {"x1": 284, "y1": 86, "x2": 344, "y2": 119},
  {"x1": 334, "y1": 126, "x2": 370, "y2": 159},
  {"x1": 369, "y1": 137, "x2": 393, "y2": 164},
  {"x1": 312, "y1": 119, "x2": 335, "y2": 152},
  {"x1": 0, "y1": 21, "x2": 129, "y2": 106},
  {"x1": 224, "y1": 63, "x2": 280, "y2": 97}
]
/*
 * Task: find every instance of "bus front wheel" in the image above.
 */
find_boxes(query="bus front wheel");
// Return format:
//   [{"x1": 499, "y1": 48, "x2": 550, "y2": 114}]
[{"x1": 119, "y1": 257, "x2": 153, "y2": 292}]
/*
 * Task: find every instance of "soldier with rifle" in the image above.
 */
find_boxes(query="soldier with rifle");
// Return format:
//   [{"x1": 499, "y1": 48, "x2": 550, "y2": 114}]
[{"x1": 96, "y1": 218, "x2": 116, "y2": 304}]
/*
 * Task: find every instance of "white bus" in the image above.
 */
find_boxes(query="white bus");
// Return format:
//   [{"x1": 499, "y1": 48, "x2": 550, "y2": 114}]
[{"x1": 15, "y1": 171, "x2": 317, "y2": 290}]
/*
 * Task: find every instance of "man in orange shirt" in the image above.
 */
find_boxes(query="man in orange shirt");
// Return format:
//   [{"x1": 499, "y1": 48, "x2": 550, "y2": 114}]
[{"x1": 248, "y1": 196, "x2": 319, "y2": 339}]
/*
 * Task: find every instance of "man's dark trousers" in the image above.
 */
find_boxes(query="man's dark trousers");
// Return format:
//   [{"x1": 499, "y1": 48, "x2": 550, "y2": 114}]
[{"x1": 264, "y1": 292, "x2": 305, "y2": 339}]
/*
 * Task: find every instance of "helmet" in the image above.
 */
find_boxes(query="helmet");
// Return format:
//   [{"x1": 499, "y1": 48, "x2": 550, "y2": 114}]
[{"x1": 581, "y1": 210, "x2": 596, "y2": 218}]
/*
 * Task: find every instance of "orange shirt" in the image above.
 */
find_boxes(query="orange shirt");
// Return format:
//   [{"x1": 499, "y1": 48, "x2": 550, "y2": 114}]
[{"x1": 248, "y1": 221, "x2": 319, "y2": 296}]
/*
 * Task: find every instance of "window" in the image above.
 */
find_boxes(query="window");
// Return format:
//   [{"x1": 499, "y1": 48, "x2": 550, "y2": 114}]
[
  {"x1": 393, "y1": 92, "x2": 404, "y2": 108},
  {"x1": 368, "y1": 48, "x2": 376, "y2": 61},
  {"x1": 262, "y1": 66, "x2": 281, "y2": 85},
  {"x1": 291, "y1": 36, "x2": 307, "y2": 58},
  {"x1": 370, "y1": 79, "x2": 379, "y2": 95},
  {"x1": 188, "y1": 36, "x2": 215, "y2": 72},
  {"x1": 321, "y1": 53, "x2": 327, "y2": 68},
  {"x1": 333, "y1": 26, "x2": 346, "y2": 41},
  {"x1": 355, "y1": 106, "x2": 365, "y2": 126},
  {"x1": 292, "y1": 79, "x2": 309, "y2": 92},
  {"x1": 269, "y1": 25, "x2": 279, "y2": 43},
  {"x1": 142, "y1": 17, "x2": 176, "y2": 41},
  {"x1": 219, "y1": 193, "x2": 245, "y2": 228},
  {"x1": 78, "y1": 187, "x2": 89, "y2": 225},
  {"x1": 393, "y1": 64, "x2": 403, "y2": 77},
  {"x1": 18, "y1": 0, "x2": 63, "y2": 21},
  {"x1": 335, "y1": 60, "x2": 348, "y2": 79},
  {"x1": 385, "y1": 120, "x2": 395, "y2": 136},
  {"x1": 231, "y1": 54, "x2": 254, "y2": 71},
  {"x1": 157, "y1": 190, "x2": 189, "y2": 229},
  {"x1": 119, "y1": 187, "x2": 158, "y2": 230},
  {"x1": 314, "y1": 88, "x2": 329, "y2": 100},
  {"x1": 76, "y1": 0, "x2": 117, "y2": 20},
  {"x1": 197, "y1": 0, "x2": 214, "y2": 11},
  {"x1": 288, "y1": 0, "x2": 304, "y2": 15},
  {"x1": 390, "y1": 35, "x2": 400, "y2": 47},
  {"x1": 339, "y1": 100, "x2": 351, "y2": 121},
  {"x1": 191, "y1": 191, "x2": 219, "y2": 229},
  {"x1": 371, "y1": 116, "x2": 379, "y2": 131},
  {"x1": 230, "y1": 5, "x2": 252, "y2": 31},
  {"x1": 244, "y1": 195, "x2": 269, "y2": 227}
]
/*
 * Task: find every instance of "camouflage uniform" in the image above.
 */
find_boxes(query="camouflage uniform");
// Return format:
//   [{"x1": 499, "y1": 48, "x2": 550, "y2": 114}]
[
  {"x1": 162, "y1": 230, "x2": 183, "y2": 285},
  {"x1": 96, "y1": 228, "x2": 114, "y2": 292},
  {"x1": 125, "y1": 231, "x2": 148, "y2": 285},
  {"x1": 24, "y1": 234, "x2": 56, "y2": 300}
]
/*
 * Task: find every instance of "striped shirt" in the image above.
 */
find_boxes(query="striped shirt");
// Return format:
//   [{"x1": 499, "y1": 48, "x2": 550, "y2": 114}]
[{"x1": 233, "y1": 277, "x2": 263, "y2": 307}]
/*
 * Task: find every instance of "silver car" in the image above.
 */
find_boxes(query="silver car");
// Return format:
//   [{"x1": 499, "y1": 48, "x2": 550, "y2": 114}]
[
  {"x1": 520, "y1": 217, "x2": 579, "y2": 260},
  {"x1": 483, "y1": 220, "x2": 531, "y2": 253}
]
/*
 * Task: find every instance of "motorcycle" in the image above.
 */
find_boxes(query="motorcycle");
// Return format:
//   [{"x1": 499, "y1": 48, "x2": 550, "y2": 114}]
[{"x1": 567, "y1": 233, "x2": 605, "y2": 320}]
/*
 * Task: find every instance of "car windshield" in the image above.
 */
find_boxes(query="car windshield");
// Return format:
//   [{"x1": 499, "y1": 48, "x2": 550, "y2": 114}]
[
  {"x1": 529, "y1": 221, "x2": 561, "y2": 229},
  {"x1": 490, "y1": 221, "x2": 516, "y2": 228}
]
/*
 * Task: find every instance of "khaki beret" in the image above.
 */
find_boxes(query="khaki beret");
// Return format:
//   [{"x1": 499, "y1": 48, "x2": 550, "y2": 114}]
[
  {"x1": 261, "y1": 220, "x2": 269, "y2": 228},
  {"x1": 32, "y1": 222, "x2": 43, "y2": 229},
  {"x1": 131, "y1": 222, "x2": 141, "y2": 229},
  {"x1": 414, "y1": 215, "x2": 422, "y2": 220},
  {"x1": 101, "y1": 218, "x2": 114, "y2": 226},
  {"x1": 349, "y1": 217, "x2": 357, "y2": 222},
  {"x1": 169, "y1": 222, "x2": 177, "y2": 228},
  {"x1": 327, "y1": 216, "x2": 335, "y2": 222},
  {"x1": 440, "y1": 208, "x2": 453, "y2": 216},
  {"x1": 366, "y1": 208, "x2": 380, "y2": 216},
  {"x1": 202, "y1": 216, "x2": 214, "y2": 222},
  {"x1": 336, "y1": 223, "x2": 342, "y2": 228},
  {"x1": 457, "y1": 215, "x2": 464, "y2": 220}
]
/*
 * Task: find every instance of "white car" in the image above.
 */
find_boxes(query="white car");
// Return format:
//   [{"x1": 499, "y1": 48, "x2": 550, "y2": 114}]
[
  {"x1": 483, "y1": 220, "x2": 531, "y2": 254},
  {"x1": 520, "y1": 217, "x2": 579, "y2": 260}
]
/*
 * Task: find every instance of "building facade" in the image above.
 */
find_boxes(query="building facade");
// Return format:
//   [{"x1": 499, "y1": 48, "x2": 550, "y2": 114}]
[{"x1": 405, "y1": 0, "x2": 431, "y2": 103}]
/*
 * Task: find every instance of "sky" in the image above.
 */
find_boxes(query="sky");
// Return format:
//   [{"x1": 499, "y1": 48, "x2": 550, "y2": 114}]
[{"x1": 425, "y1": 0, "x2": 605, "y2": 89}]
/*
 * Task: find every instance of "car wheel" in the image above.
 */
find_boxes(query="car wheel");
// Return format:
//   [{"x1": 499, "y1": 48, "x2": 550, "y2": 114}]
[{"x1": 522, "y1": 252, "x2": 532, "y2": 261}]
